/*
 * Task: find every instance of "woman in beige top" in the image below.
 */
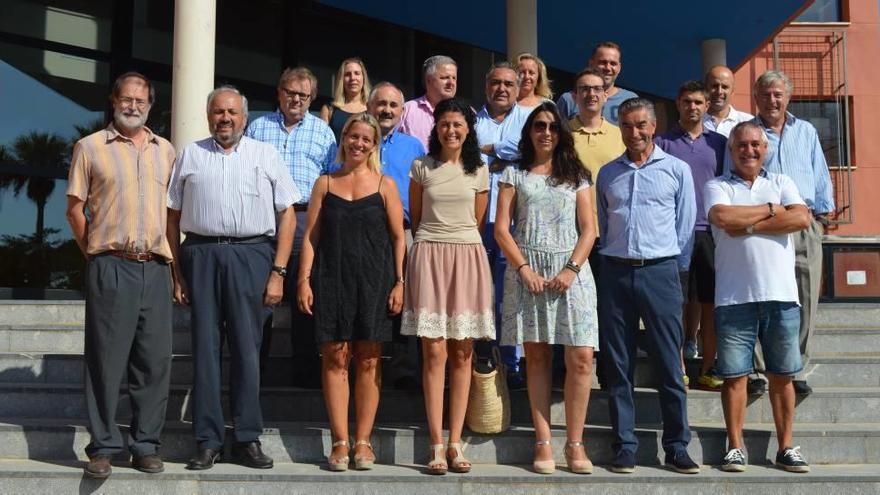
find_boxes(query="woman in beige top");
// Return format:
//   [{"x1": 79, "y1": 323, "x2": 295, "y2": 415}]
[{"x1": 402, "y1": 98, "x2": 494, "y2": 475}]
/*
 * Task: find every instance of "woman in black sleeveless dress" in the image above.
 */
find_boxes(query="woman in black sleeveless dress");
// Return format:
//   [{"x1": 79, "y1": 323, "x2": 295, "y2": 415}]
[
  {"x1": 320, "y1": 58, "x2": 371, "y2": 142},
  {"x1": 297, "y1": 113, "x2": 405, "y2": 471}
]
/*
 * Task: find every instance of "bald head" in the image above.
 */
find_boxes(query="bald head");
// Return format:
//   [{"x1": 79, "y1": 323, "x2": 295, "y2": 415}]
[{"x1": 705, "y1": 65, "x2": 736, "y2": 115}]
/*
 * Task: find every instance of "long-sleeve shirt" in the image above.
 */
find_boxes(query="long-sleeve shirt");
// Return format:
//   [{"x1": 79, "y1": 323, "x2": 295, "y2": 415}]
[{"x1": 596, "y1": 145, "x2": 696, "y2": 271}]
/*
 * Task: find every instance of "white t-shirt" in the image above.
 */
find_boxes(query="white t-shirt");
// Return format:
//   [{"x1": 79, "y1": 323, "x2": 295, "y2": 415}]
[{"x1": 705, "y1": 171, "x2": 805, "y2": 307}]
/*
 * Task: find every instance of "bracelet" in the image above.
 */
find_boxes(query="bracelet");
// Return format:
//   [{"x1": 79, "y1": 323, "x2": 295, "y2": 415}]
[
  {"x1": 395, "y1": 276, "x2": 405, "y2": 285},
  {"x1": 564, "y1": 261, "x2": 581, "y2": 274},
  {"x1": 516, "y1": 262, "x2": 529, "y2": 272}
]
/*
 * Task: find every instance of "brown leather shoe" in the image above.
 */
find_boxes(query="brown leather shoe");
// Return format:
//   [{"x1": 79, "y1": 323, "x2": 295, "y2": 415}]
[
  {"x1": 232, "y1": 441, "x2": 273, "y2": 469},
  {"x1": 132, "y1": 453, "x2": 165, "y2": 473},
  {"x1": 84, "y1": 455, "x2": 112, "y2": 479}
]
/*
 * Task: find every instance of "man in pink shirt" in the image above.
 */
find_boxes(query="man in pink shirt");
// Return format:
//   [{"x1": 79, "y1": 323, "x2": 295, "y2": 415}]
[{"x1": 399, "y1": 55, "x2": 457, "y2": 147}]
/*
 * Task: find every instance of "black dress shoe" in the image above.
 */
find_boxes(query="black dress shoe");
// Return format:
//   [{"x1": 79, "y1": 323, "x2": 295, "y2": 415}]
[
  {"x1": 186, "y1": 448, "x2": 220, "y2": 470},
  {"x1": 747, "y1": 378, "x2": 766, "y2": 396},
  {"x1": 131, "y1": 453, "x2": 164, "y2": 473},
  {"x1": 84, "y1": 455, "x2": 112, "y2": 479},
  {"x1": 793, "y1": 380, "x2": 813, "y2": 396},
  {"x1": 232, "y1": 441, "x2": 274, "y2": 469}
]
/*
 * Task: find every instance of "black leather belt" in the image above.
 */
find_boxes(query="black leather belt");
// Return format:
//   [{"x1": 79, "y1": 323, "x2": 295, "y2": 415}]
[
  {"x1": 606, "y1": 255, "x2": 675, "y2": 267},
  {"x1": 185, "y1": 233, "x2": 270, "y2": 245}
]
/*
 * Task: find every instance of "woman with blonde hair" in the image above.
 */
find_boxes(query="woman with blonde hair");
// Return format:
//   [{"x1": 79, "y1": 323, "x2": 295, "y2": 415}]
[
  {"x1": 515, "y1": 53, "x2": 552, "y2": 107},
  {"x1": 320, "y1": 58, "x2": 372, "y2": 141},
  {"x1": 298, "y1": 112, "x2": 406, "y2": 471}
]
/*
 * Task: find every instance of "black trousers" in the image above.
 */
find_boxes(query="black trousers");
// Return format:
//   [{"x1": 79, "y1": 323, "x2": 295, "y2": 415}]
[
  {"x1": 84, "y1": 255, "x2": 172, "y2": 458},
  {"x1": 180, "y1": 240, "x2": 272, "y2": 450}
]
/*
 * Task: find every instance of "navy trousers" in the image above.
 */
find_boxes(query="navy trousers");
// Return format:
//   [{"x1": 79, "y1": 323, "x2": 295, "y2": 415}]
[
  {"x1": 180, "y1": 240, "x2": 273, "y2": 450},
  {"x1": 599, "y1": 256, "x2": 691, "y2": 456}
]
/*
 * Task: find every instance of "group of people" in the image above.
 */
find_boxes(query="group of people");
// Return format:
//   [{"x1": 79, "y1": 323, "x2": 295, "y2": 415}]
[{"x1": 66, "y1": 40, "x2": 832, "y2": 479}]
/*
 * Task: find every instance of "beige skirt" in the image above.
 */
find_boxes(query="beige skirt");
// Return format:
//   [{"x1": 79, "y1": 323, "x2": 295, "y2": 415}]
[{"x1": 401, "y1": 241, "x2": 495, "y2": 340}]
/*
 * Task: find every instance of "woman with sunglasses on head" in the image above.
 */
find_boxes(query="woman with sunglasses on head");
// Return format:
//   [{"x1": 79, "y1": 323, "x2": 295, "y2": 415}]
[
  {"x1": 402, "y1": 98, "x2": 494, "y2": 475},
  {"x1": 494, "y1": 102, "x2": 598, "y2": 475},
  {"x1": 297, "y1": 113, "x2": 406, "y2": 472},
  {"x1": 320, "y1": 58, "x2": 371, "y2": 141}
]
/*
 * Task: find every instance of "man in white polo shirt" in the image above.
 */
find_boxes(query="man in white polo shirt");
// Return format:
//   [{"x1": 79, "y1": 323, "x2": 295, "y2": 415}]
[{"x1": 705, "y1": 121, "x2": 811, "y2": 474}]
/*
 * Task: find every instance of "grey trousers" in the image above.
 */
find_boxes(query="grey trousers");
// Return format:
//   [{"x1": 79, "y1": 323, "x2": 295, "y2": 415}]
[
  {"x1": 84, "y1": 255, "x2": 172, "y2": 458},
  {"x1": 755, "y1": 217, "x2": 823, "y2": 380}
]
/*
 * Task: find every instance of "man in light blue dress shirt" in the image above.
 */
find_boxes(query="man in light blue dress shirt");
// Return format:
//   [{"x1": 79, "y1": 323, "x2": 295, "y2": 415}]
[
  {"x1": 245, "y1": 67, "x2": 337, "y2": 387},
  {"x1": 749, "y1": 70, "x2": 835, "y2": 397},
  {"x1": 596, "y1": 97, "x2": 698, "y2": 474},
  {"x1": 167, "y1": 86, "x2": 299, "y2": 471}
]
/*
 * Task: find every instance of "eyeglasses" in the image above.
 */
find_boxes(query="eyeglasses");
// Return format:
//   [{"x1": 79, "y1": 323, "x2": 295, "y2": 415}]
[
  {"x1": 117, "y1": 97, "x2": 149, "y2": 109},
  {"x1": 282, "y1": 89, "x2": 312, "y2": 101},
  {"x1": 577, "y1": 85, "x2": 605, "y2": 95},
  {"x1": 532, "y1": 121, "x2": 560, "y2": 132}
]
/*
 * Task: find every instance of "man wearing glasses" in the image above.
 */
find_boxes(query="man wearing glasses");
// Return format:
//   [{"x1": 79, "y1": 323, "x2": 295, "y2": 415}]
[{"x1": 246, "y1": 67, "x2": 337, "y2": 387}]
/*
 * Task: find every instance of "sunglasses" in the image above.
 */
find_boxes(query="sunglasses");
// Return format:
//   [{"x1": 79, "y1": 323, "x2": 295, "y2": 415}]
[{"x1": 532, "y1": 121, "x2": 560, "y2": 132}]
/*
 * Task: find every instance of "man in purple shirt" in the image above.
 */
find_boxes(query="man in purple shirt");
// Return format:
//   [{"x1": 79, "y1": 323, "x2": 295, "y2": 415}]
[
  {"x1": 654, "y1": 80, "x2": 727, "y2": 392},
  {"x1": 399, "y1": 55, "x2": 457, "y2": 148}
]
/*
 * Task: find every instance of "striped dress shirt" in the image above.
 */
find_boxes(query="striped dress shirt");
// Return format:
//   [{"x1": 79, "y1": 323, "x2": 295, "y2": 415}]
[
  {"x1": 244, "y1": 110, "x2": 336, "y2": 203},
  {"x1": 67, "y1": 124, "x2": 175, "y2": 260},
  {"x1": 167, "y1": 136, "x2": 300, "y2": 237},
  {"x1": 399, "y1": 95, "x2": 435, "y2": 149},
  {"x1": 596, "y1": 145, "x2": 696, "y2": 271}
]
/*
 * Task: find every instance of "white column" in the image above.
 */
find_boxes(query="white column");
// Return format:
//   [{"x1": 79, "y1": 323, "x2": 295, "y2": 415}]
[
  {"x1": 507, "y1": 0, "x2": 537, "y2": 56},
  {"x1": 171, "y1": 0, "x2": 216, "y2": 150},
  {"x1": 701, "y1": 38, "x2": 727, "y2": 74}
]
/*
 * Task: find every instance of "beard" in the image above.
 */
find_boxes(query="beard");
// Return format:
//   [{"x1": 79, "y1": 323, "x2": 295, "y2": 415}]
[
  {"x1": 212, "y1": 126, "x2": 244, "y2": 147},
  {"x1": 114, "y1": 109, "x2": 148, "y2": 132}
]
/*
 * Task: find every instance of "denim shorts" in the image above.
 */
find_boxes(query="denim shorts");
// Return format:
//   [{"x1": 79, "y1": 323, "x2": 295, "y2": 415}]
[{"x1": 714, "y1": 301, "x2": 802, "y2": 378}]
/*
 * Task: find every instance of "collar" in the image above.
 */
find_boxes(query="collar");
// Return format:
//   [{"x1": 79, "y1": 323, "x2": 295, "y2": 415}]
[
  {"x1": 755, "y1": 111, "x2": 797, "y2": 132},
  {"x1": 478, "y1": 105, "x2": 514, "y2": 124},
  {"x1": 618, "y1": 143, "x2": 668, "y2": 168},
  {"x1": 416, "y1": 95, "x2": 434, "y2": 113},
  {"x1": 273, "y1": 109, "x2": 313, "y2": 131},
  {"x1": 570, "y1": 115, "x2": 610, "y2": 134},
  {"x1": 209, "y1": 135, "x2": 245, "y2": 154},
  {"x1": 383, "y1": 128, "x2": 401, "y2": 145},
  {"x1": 728, "y1": 167, "x2": 768, "y2": 183},
  {"x1": 669, "y1": 123, "x2": 711, "y2": 139},
  {"x1": 105, "y1": 123, "x2": 158, "y2": 144}
]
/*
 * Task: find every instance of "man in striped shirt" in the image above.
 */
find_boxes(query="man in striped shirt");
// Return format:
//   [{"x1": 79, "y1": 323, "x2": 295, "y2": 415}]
[
  {"x1": 245, "y1": 67, "x2": 336, "y2": 387},
  {"x1": 67, "y1": 72, "x2": 175, "y2": 479},
  {"x1": 168, "y1": 86, "x2": 299, "y2": 471}
]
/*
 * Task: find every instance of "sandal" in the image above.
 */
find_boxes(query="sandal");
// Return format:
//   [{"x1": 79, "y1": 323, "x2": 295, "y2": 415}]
[
  {"x1": 446, "y1": 442, "x2": 471, "y2": 473},
  {"x1": 533, "y1": 439, "x2": 556, "y2": 474},
  {"x1": 327, "y1": 439, "x2": 350, "y2": 472},
  {"x1": 427, "y1": 443, "x2": 447, "y2": 475},
  {"x1": 564, "y1": 441, "x2": 593, "y2": 474},
  {"x1": 353, "y1": 440, "x2": 375, "y2": 470}
]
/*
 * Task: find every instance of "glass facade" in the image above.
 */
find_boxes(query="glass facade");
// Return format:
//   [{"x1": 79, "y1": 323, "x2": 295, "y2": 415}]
[
  {"x1": 796, "y1": 0, "x2": 843, "y2": 22},
  {"x1": 1, "y1": 0, "x2": 572, "y2": 297}
]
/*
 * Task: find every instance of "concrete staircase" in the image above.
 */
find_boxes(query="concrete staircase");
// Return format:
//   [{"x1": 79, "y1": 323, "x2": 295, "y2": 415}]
[{"x1": 0, "y1": 300, "x2": 878, "y2": 494}]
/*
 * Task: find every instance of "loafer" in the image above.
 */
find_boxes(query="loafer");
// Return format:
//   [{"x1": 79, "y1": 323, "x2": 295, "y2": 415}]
[
  {"x1": 186, "y1": 448, "x2": 220, "y2": 470},
  {"x1": 84, "y1": 455, "x2": 112, "y2": 479},
  {"x1": 793, "y1": 380, "x2": 813, "y2": 397},
  {"x1": 232, "y1": 441, "x2": 274, "y2": 469},
  {"x1": 610, "y1": 450, "x2": 635, "y2": 473},
  {"x1": 131, "y1": 453, "x2": 164, "y2": 474},
  {"x1": 665, "y1": 450, "x2": 700, "y2": 474}
]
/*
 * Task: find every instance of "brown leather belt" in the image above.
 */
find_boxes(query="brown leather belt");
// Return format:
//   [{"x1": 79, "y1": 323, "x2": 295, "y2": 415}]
[
  {"x1": 105, "y1": 250, "x2": 158, "y2": 262},
  {"x1": 293, "y1": 204, "x2": 308, "y2": 212}
]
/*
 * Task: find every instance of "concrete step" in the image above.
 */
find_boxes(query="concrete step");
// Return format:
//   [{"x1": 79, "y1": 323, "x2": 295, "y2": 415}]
[
  {"x1": 1, "y1": 419, "x2": 878, "y2": 466},
  {"x1": 2, "y1": 383, "x2": 878, "y2": 425},
  {"x1": 1, "y1": 459, "x2": 878, "y2": 495},
  {"x1": 811, "y1": 328, "x2": 880, "y2": 355},
  {"x1": 814, "y1": 303, "x2": 880, "y2": 329},
  {"x1": 3, "y1": 352, "x2": 877, "y2": 389}
]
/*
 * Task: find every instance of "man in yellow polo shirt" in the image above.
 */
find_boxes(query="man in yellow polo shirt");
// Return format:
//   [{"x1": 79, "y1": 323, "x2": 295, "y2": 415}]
[{"x1": 570, "y1": 67, "x2": 626, "y2": 389}]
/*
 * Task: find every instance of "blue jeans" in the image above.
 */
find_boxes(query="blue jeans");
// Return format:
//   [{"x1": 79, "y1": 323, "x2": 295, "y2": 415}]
[{"x1": 715, "y1": 301, "x2": 802, "y2": 378}]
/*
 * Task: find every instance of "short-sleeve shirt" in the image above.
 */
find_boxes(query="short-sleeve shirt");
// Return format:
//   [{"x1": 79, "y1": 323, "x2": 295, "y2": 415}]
[
  {"x1": 66, "y1": 124, "x2": 175, "y2": 260},
  {"x1": 705, "y1": 170, "x2": 805, "y2": 307},
  {"x1": 167, "y1": 136, "x2": 300, "y2": 237},
  {"x1": 569, "y1": 117, "x2": 625, "y2": 232},
  {"x1": 409, "y1": 155, "x2": 489, "y2": 244}
]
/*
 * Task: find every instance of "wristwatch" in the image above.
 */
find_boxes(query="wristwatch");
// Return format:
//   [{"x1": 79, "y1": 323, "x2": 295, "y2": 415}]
[
  {"x1": 767, "y1": 202, "x2": 776, "y2": 217},
  {"x1": 271, "y1": 265, "x2": 288, "y2": 277}
]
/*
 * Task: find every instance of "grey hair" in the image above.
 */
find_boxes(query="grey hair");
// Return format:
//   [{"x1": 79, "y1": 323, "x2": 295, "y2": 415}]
[
  {"x1": 206, "y1": 85, "x2": 249, "y2": 121},
  {"x1": 617, "y1": 97, "x2": 656, "y2": 122},
  {"x1": 484, "y1": 60, "x2": 517, "y2": 83},
  {"x1": 754, "y1": 70, "x2": 794, "y2": 97},
  {"x1": 368, "y1": 81, "x2": 404, "y2": 105},
  {"x1": 728, "y1": 121, "x2": 769, "y2": 149},
  {"x1": 423, "y1": 55, "x2": 456, "y2": 80}
]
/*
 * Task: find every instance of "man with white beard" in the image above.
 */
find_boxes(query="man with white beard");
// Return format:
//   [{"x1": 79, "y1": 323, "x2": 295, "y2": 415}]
[{"x1": 67, "y1": 72, "x2": 176, "y2": 479}]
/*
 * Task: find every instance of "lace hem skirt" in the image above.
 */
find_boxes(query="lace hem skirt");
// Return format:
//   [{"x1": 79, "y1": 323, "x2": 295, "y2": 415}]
[{"x1": 401, "y1": 241, "x2": 495, "y2": 340}]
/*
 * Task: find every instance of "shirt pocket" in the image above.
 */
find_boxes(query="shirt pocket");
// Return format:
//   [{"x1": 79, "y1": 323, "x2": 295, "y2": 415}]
[{"x1": 242, "y1": 166, "x2": 262, "y2": 197}]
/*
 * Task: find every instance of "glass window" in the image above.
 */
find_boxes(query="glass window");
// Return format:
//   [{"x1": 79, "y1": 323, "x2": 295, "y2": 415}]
[
  {"x1": 132, "y1": 0, "x2": 174, "y2": 65},
  {"x1": 0, "y1": 42, "x2": 109, "y2": 290},
  {"x1": 789, "y1": 99, "x2": 849, "y2": 168},
  {"x1": 796, "y1": 0, "x2": 843, "y2": 22},
  {"x1": 0, "y1": 0, "x2": 113, "y2": 51}
]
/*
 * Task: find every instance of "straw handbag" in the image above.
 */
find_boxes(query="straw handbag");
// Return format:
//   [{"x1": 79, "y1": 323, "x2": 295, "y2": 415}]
[{"x1": 465, "y1": 347, "x2": 511, "y2": 434}]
